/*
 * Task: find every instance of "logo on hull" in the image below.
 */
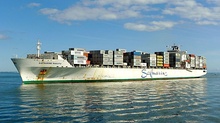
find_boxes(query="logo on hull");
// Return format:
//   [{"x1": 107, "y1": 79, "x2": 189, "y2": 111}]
[{"x1": 141, "y1": 69, "x2": 168, "y2": 78}]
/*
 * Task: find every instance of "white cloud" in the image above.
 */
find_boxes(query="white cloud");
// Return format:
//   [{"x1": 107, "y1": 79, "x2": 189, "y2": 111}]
[
  {"x1": 163, "y1": 1, "x2": 220, "y2": 24},
  {"x1": 39, "y1": 0, "x2": 168, "y2": 24},
  {"x1": 27, "y1": 3, "x2": 41, "y2": 8},
  {"x1": 39, "y1": 5, "x2": 141, "y2": 24},
  {"x1": 206, "y1": 0, "x2": 220, "y2": 5},
  {"x1": 196, "y1": 20, "x2": 218, "y2": 25},
  {"x1": 38, "y1": 0, "x2": 220, "y2": 29},
  {"x1": 0, "y1": 34, "x2": 9, "y2": 40},
  {"x1": 40, "y1": 8, "x2": 60, "y2": 15},
  {"x1": 83, "y1": 0, "x2": 168, "y2": 6},
  {"x1": 124, "y1": 21, "x2": 176, "y2": 31}
]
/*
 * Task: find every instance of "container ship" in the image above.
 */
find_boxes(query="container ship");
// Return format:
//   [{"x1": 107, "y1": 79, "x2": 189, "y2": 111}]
[{"x1": 11, "y1": 41, "x2": 207, "y2": 84}]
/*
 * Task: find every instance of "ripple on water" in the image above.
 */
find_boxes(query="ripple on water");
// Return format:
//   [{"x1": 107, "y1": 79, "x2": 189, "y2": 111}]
[{"x1": 1, "y1": 76, "x2": 220, "y2": 122}]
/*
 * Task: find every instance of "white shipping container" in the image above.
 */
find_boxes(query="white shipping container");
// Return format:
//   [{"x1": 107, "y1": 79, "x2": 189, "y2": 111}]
[
  {"x1": 150, "y1": 63, "x2": 156, "y2": 67},
  {"x1": 73, "y1": 60, "x2": 86, "y2": 64},
  {"x1": 114, "y1": 51, "x2": 124, "y2": 55},
  {"x1": 98, "y1": 54, "x2": 113, "y2": 58},
  {"x1": 141, "y1": 63, "x2": 147, "y2": 66},
  {"x1": 164, "y1": 58, "x2": 169, "y2": 61},
  {"x1": 150, "y1": 60, "x2": 156, "y2": 64},
  {"x1": 69, "y1": 48, "x2": 85, "y2": 52},
  {"x1": 132, "y1": 59, "x2": 141, "y2": 62},
  {"x1": 68, "y1": 55, "x2": 87, "y2": 60},
  {"x1": 114, "y1": 55, "x2": 123, "y2": 58},
  {"x1": 114, "y1": 62, "x2": 124, "y2": 65},
  {"x1": 191, "y1": 63, "x2": 195, "y2": 67},
  {"x1": 181, "y1": 54, "x2": 187, "y2": 61},
  {"x1": 199, "y1": 63, "x2": 203, "y2": 68},
  {"x1": 131, "y1": 62, "x2": 141, "y2": 66},
  {"x1": 123, "y1": 63, "x2": 128, "y2": 66},
  {"x1": 98, "y1": 58, "x2": 113, "y2": 62},
  {"x1": 150, "y1": 57, "x2": 156, "y2": 60},
  {"x1": 103, "y1": 62, "x2": 113, "y2": 65},
  {"x1": 116, "y1": 49, "x2": 126, "y2": 53},
  {"x1": 114, "y1": 59, "x2": 123, "y2": 62},
  {"x1": 164, "y1": 61, "x2": 169, "y2": 64},
  {"x1": 70, "y1": 51, "x2": 84, "y2": 56},
  {"x1": 105, "y1": 50, "x2": 113, "y2": 54},
  {"x1": 186, "y1": 62, "x2": 191, "y2": 69},
  {"x1": 150, "y1": 54, "x2": 156, "y2": 57}
]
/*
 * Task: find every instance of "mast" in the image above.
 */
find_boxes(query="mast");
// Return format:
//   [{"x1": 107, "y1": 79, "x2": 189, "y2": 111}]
[{"x1": 37, "y1": 40, "x2": 41, "y2": 58}]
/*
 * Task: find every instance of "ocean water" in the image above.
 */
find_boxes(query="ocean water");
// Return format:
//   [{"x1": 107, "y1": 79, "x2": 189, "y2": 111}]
[{"x1": 0, "y1": 72, "x2": 220, "y2": 123}]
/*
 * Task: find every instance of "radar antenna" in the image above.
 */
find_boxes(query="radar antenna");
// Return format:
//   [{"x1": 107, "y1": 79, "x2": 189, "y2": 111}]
[{"x1": 167, "y1": 43, "x2": 181, "y2": 52}]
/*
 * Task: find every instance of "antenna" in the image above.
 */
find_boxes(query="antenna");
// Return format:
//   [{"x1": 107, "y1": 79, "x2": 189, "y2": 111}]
[{"x1": 37, "y1": 40, "x2": 41, "y2": 58}]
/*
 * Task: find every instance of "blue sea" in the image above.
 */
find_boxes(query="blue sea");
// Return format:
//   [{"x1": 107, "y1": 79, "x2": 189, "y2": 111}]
[{"x1": 0, "y1": 72, "x2": 220, "y2": 123}]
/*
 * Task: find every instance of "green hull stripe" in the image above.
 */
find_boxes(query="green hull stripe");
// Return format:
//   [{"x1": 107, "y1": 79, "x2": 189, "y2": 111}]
[{"x1": 23, "y1": 77, "x2": 201, "y2": 84}]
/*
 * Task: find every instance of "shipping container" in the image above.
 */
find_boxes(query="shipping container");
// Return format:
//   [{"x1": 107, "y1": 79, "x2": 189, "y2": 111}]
[
  {"x1": 150, "y1": 63, "x2": 156, "y2": 67},
  {"x1": 114, "y1": 62, "x2": 124, "y2": 65},
  {"x1": 116, "y1": 49, "x2": 127, "y2": 53},
  {"x1": 114, "y1": 55, "x2": 123, "y2": 58},
  {"x1": 114, "y1": 51, "x2": 124, "y2": 55},
  {"x1": 189, "y1": 54, "x2": 195, "y2": 57},
  {"x1": 123, "y1": 63, "x2": 128, "y2": 66},
  {"x1": 141, "y1": 63, "x2": 147, "y2": 67},
  {"x1": 69, "y1": 48, "x2": 86, "y2": 52},
  {"x1": 129, "y1": 62, "x2": 141, "y2": 66},
  {"x1": 83, "y1": 52, "x2": 89, "y2": 57},
  {"x1": 90, "y1": 50, "x2": 105, "y2": 54},
  {"x1": 105, "y1": 50, "x2": 113, "y2": 54},
  {"x1": 131, "y1": 59, "x2": 141, "y2": 62},
  {"x1": 70, "y1": 51, "x2": 84, "y2": 56},
  {"x1": 70, "y1": 60, "x2": 87, "y2": 65},
  {"x1": 86, "y1": 60, "x2": 90, "y2": 65},
  {"x1": 131, "y1": 51, "x2": 142, "y2": 56},
  {"x1": 163, "y1": 64, "x2": 170, "y2": 68}
]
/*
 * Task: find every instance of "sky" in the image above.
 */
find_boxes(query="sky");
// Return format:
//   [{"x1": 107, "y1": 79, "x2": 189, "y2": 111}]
[{"x1": 1, "y1": 0, "x2": 220, "y2": 72}]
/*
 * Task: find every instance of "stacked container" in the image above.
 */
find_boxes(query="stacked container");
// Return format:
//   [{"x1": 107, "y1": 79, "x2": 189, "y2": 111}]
[
  {"x1": 195, "y1": 56, "x2": 200, "y2": 68},
  {"x1": 155, "y1": 52, "x2": 170, "y2": 68},
  {"x1": 196, "y1": 56, "x2": 206, "y2": 69},
  {"x1": 131, "y1": 51, "x2": 142, "y2": 66},
  {"x1": 89, "y1": 50, "x2": 113, "y2": 65},
  {"x1": 116, "y1": 49, "x2": 126, "y2": 53},
  {"x1": 149, "y1": 54, "x2": 157, "y2": 67},
  {"x1": 169, "y1": 52, "x2": 181, "y2": 68},
  {"x1": 141, "y1": 53, "x2": 156, "y2": 67},
  {"x1": 141, "y1": 53, "x2": 149, "y2": 67},
  {"x1": 83, "y1": 52, "x2": 90, "y2": 65},
  {"x1": 203, "y1": 57, "x2": 207, "y2": 69},
  {"x1": 179, "y1": 51, "x2": 187, "y2": 62},
  {"x1": 68, "y1": 48, "x2": 87, "y2": 65},
  {"x1": 114, "y1": 49, "x2": 125, "y2": 66},
  {"x1": 156, "y1": 55, "x2": 163, "y2": 67},
  {"x1": 189, "y1": 54, "x2": 196, "y2": 68},
  {"x1": 123, "y1": 51, "x2": 142, "y2": 67}
]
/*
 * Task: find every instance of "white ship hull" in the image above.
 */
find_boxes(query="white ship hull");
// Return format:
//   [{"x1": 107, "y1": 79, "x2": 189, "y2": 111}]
[{"x1": 12, "y1": 58, "x2": 207, "y2": 84}]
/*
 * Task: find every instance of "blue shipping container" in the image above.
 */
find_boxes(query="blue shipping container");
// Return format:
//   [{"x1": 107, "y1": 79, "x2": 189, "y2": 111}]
[{"x1": 131, "y1": 52, "x2": 141, "y2": 56}]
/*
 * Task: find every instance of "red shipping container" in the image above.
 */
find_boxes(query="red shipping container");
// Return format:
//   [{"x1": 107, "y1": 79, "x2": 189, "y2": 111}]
[
  {"x1": 86, "y1": 60, "x2": 91, "y2": 65},
  {"x1": 164, "y1": 64, "x2": 170, "y2": 68}
]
